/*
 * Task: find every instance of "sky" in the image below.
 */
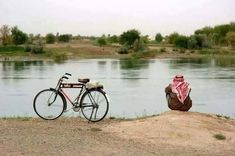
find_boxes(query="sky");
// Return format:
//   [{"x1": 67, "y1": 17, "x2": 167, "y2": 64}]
[{"x1": 0, "y1": 0, "x2": 234, "y2": 38}]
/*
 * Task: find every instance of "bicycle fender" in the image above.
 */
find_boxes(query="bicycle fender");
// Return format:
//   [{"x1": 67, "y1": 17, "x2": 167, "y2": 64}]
[
  {"x1": 88, "y1": 88, "x2": 110, "y2": 103},
  {"x1": 49, "y1": 88, "x2": 67, "y2": 111}
]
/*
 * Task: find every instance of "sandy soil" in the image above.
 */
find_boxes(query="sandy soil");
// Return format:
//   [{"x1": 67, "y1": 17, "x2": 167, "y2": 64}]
[{"x1": 0, "y1": 111, "x2": 235, "y2": 156}]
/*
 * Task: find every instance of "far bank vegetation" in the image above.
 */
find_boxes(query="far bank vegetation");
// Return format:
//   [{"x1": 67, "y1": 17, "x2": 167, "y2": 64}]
[{"x1": 0, "y1": 22, "x2": 235, "y2": 59}]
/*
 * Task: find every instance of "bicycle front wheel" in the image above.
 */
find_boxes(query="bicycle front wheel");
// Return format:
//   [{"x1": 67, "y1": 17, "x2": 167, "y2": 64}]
[
  {"x1": 81, "y1": 89, "x2": 109, "y2": 122},
  {"x1": 33, "y1": 89, "x2": 66, "y2": 120}
]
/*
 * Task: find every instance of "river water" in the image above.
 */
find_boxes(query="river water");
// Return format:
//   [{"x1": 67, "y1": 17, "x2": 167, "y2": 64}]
[{"x1": 0, "y1": 57, "x2": 235, "y2": 118}]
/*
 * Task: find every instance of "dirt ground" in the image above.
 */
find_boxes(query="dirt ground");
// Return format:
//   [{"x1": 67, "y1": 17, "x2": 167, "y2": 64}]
[{"x1": 0, "y1": 111, "x2": 235, "y2": 156}]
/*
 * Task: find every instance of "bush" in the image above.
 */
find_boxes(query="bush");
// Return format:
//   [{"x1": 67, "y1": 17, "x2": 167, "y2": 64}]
[
  {"x1": 213, "y1": 133, "x2": 226, "y2": 140},
  {"x1": 179, "y1": 48, "x2": 186, "y2": 53},
  {"x1": 155, "y1": 33, "x2": 163, "y2": 43},
  {"x1": 119, "y1": 29, "x2": 140, "y2": 46},
  {"x1": 160, "y1": 47, "x2": 166, "y2": 52},
  {"x1": 188, "y1": 36, "x2": 198, "y2": 49},
  {"x1": 226, "y1": 31, "x2": 235, "y2": 48},
  {"x1": 168, "y1": 32, "x2": 179, "y2": 44},
  {"x1": 31, "y1": 44, "x2": 44, "y2": 54},
  {"x1": 24, "y1": 44, "x2": 31, "y2": 52},
  {"x1": 24, "y1": 40, "x2": 44, "y2": 54},
  {"x1": 174, "y1": 35, "x2": 189, "y2": 48},
  {"x1": 133, "y1": 38, "x2": 147, "y2": 52},
  {"x1": 58, "y1": 34, "x2": 71, "y2": 42},
  {"x1": 172, "y1": 48, "x2": 178, "y2": 52},
  {"x1": 109, "y1": 35, "x2": 118, "y2": 43},
  {"x1": 118, "y1": 46, "x2": 129, "y2": 54},
  {"x1": 46, "y1": 33, "x2": 56, "y2": 44},
  {"x1": 97, "y1": 37, "x2": 107, "y2": 47}
]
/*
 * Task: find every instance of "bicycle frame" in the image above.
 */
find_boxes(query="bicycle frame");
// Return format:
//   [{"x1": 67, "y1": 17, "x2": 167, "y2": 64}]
[
  {"x1": 52, "y1": 73, "x2": 105, "y2": 110},
  {"x1": 59, "y1": 83, "x2": 87, "y2": 106}
]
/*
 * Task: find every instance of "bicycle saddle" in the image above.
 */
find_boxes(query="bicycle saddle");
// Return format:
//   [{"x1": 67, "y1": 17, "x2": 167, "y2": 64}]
[{"x1": 78, "y1": 78, "x2": 90, "y2": 83}]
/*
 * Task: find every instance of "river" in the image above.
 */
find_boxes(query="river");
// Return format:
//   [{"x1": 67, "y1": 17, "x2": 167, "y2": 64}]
[{"x1": 0, "y1": 57, "x2": 235, "y2": 118}]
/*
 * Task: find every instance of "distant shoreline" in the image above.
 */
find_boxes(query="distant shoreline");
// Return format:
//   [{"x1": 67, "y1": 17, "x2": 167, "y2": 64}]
[{"x1": 0, "y1": 42, "x2": 235, "y2": 62}]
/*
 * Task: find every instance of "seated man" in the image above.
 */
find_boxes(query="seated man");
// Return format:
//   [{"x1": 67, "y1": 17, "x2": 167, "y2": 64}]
[{"x1": 165, "y1": 75, "x2": 192, "y2": 111}]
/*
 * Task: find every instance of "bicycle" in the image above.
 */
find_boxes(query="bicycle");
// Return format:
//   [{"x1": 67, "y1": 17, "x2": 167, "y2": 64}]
[{"x1": 33, "y1": 73, "x2": 109, "y2": 122}]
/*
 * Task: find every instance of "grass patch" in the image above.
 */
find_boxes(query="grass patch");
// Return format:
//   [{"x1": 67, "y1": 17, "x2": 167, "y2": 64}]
[
  {"x1": 197, "y1": 48, "x2": 235, "y2": 55},
  {"x1": 90, "y1": 128, "x2": 102, "y2": 132},
  {"x1": 109, "y1": 116, "x2": 129, "y2": 121},
  {"x1": 213, "y1": 133, "x2": 226, "y2": 140},
  {"x1": 224, "y1": 116, "x2": 230, "y2": 120},
  {"x1": 135, "y1": 114, "x2": 160, "y2": 120},
  {"x1": 1, "y1": 116, "x2": 32, "y2": 121},
  {"x1": 109, "y1": 116, "x2": 116, "y2": 120},
  {"x1": 216, "y1": 114, "x2": 230, "y2": 120},
  {"x1": 109, "y1": 113, "x2": 160, "y2": 121},
  {"x1": 0, "y1": 45, "x2": 28, "y2": 57},
  {"x1": 216, "y1": 114, "x2": 222, "y2": 118},
  {"x1": 0, "y1": 45, "x2": 24, "y2": 52}
]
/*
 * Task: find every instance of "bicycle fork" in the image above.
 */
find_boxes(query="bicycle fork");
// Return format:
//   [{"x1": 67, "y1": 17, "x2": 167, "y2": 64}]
[{"x1": 48, "y1": 91, "x2": 59, "y2": 106}]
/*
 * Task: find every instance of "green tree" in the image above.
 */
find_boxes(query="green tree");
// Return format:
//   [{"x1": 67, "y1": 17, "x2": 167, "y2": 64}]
[
  {"x1": 195, "y1": 26, "x2": 214, "y2": 36},
  {"x1": 214, "y1": 24, "x2": 230, "y2": 38},
  {"x1": 174, "y1": 35, "x2": 189, "y2": 48},
  {"x1": 46, "y1": 33, "x2": 56, "y2": 44},
  {"x1": 58, "y1": 34, "x2": 71, "y2": 42},
  {"x1": 188, "y1": 35, "x2": 198, "y2": 49},
  {"x1": 155, "y1": 33, "x2": 163, "y2": 43},
  {"x1": 188, "y1": 34, "x2": 211, "y2": 49},
  {"x1": 11, "y1": 26, "x2": 28, "y2": 45},
  {"x1": 97, "y1": 37, "x2": 107, "y2": 46},
  {"x1": 0, "y1": 25, "x2": 11, "y2": 46},
  {"x1": 133, "y1": 38, "x2": 147, "y2": 52},
  {"x1": 119, "y1": 29, "x2": 140, "y2": 47},
  {"x1": 142, "y1": 35, "x2": 150, "y2": 44},
  {"x1": 109, "y1": 35, "x2": 118, "y2": 43},
  {"x1": 226, "y1": 31, "x2": 235, "y2": 48},
  {"x1": 27, "y1": 33, "x2": 34, "y2": 44},
  {"x1": 168, "y1": 32, "x2": 179, "y2": 44}
]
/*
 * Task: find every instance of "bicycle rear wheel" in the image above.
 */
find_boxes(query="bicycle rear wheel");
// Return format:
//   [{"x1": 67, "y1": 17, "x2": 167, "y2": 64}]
[
  {"x1": 33, "y1": 89, "x2": 66, "y2": 120},
  {"x1": 80, "y1": 89, "x2": 109, "y2": 122}
]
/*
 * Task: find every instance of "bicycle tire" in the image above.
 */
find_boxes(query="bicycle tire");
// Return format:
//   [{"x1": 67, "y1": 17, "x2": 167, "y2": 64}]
[
  {"x1": 33, "y1": 89, "x2": 66, "y2": 120},
  {"x1": 80, "y1": 89, "x2": 109, "y2": 122}
]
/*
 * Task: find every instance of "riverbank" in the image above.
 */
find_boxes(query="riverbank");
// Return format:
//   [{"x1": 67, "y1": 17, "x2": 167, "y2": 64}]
[
  {"x1": 0, "y1": 111, "x2": 235, "y2": 155},
  {"x1": 0, "y1": 42, "x2": 235, "y2": 61}
]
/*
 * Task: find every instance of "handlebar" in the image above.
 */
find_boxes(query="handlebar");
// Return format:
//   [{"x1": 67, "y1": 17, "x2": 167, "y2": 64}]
[
  {"x1": 61, "y1": 73, "x2": 72, "y2": 80},
  {"x1": 65, "y1": 73, "x2": 72, "y2": 76},
  {"x1": 55, "y1": 73, "x2": 72, "y2": 91},
  {"x1": 62, "y1": 76, "x2": 69, "y2": 79}
]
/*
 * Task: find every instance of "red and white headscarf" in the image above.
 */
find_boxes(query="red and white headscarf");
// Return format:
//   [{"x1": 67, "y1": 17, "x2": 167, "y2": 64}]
[{"x1": 171, "y1": 75, "x2": 191, "y2": 104}]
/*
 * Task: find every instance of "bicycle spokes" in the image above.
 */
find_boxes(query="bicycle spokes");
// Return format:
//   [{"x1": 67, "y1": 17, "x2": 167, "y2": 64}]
[
  {"x1": 33, "y1": 89, "x2": 65, "y2": 120},
  {"x1": 81, "y1": 90, "x2": 109, "y2": 122}
]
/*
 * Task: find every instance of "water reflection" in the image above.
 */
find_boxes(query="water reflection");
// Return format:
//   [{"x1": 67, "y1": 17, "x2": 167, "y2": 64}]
[
  {"x1": 214, "y1": 56, "x2": 235, "y2": 67},
  {"x1": 119, "y1": 58, "x2": 149, "y2": 70},
  {"x1": 97, "y1": 60, "x2": 107, "y2": 70},
  {"x1": 169, "y1": 56, "x2": 235, "y2": 69},
  {"x1": 1, "y1": 61, "x2": 44, "y2": 72}
]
